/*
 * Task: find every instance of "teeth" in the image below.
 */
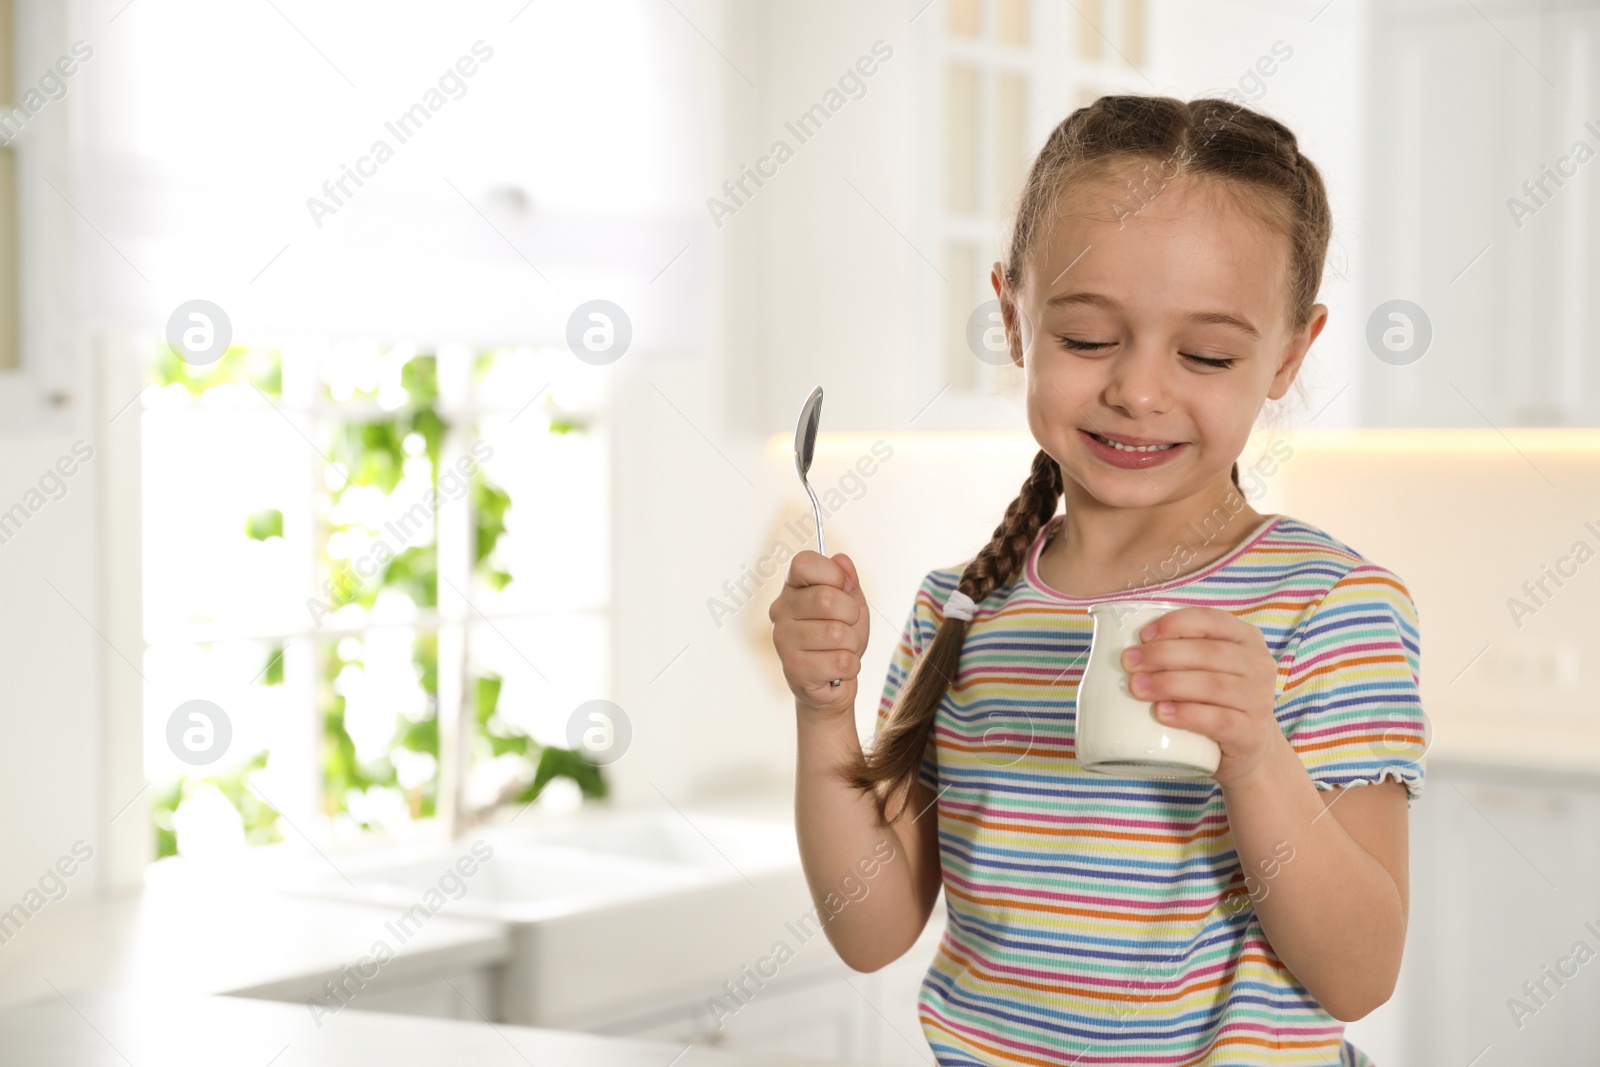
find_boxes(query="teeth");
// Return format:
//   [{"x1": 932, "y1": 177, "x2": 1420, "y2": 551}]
[{"x1": 1093, "y1": 433, "x2": 1177, "y2": 453}]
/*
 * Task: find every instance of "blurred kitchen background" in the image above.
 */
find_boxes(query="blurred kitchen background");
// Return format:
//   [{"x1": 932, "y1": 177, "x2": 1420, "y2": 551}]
[{"x1": 0, "y1": 0, "x2": 1596, "y2": 1064}]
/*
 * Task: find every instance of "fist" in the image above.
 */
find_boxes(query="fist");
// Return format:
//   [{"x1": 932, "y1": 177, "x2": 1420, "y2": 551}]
[{"x1": 769, "y1": 550, "x2": 870, "y2": 716}]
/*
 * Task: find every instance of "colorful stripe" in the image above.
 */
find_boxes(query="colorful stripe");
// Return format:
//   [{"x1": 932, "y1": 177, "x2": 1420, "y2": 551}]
[{"x1": 876, "y1": 513, "x2": 1422, "y2": 1066}]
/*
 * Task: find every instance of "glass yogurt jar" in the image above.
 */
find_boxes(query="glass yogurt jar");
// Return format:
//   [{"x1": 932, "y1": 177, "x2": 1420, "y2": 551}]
[{"x1": 1075, "y1": 599, "x2": 1222, "y2": 779}]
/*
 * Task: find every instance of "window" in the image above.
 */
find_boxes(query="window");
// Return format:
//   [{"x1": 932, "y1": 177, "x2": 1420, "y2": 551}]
[
  {"x1": 139, "y1": 338, "x2": 610, "y2": 858},
  {"x1": 927, "y1": 0, "x2": 1148, "y2": 408}
]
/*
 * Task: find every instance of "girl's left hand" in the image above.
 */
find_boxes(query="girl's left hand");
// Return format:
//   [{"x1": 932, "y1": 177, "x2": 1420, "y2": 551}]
[{"x1": 1119, "y1": 607, "x2": 1286, "y2": 784}]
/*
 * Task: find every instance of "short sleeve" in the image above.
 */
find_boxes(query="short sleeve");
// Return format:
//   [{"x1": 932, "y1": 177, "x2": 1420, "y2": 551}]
[
  {"x1": 874, "y1": 572, "x2": 948, "y2": 793},
  {"x1": 1277, "y1": 565, "x2": 1427, "y2": 803}
]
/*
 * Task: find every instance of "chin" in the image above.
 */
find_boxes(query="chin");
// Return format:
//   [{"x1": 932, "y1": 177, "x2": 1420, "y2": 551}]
[{"x1": 1066, "y1": 464, "x2": 1171, "y2": 504}]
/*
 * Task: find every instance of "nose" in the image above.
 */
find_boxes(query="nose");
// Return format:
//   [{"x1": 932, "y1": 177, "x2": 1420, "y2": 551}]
[{"x1": 1101, "y1": 341, "x2": 1172, "y2": 419}]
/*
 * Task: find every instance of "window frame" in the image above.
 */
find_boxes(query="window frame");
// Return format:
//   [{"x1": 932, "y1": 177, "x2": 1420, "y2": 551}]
[
  {"x1": 105, "y1": 339, "x2": 610, "y2": 882},
  {"x1": 914, "y1": 0, "x2": 1150, "y2": 430}
]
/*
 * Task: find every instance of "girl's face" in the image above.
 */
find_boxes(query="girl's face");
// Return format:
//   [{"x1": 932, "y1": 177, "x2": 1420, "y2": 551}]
[{"x1": 995, "y1": 165, "x2": 1326, "y2": 511}]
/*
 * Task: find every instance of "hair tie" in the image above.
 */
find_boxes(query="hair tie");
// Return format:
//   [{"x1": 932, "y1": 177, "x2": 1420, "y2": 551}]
[{"x1": 944, "y1": 590, "x2": 978, "y2": 622}]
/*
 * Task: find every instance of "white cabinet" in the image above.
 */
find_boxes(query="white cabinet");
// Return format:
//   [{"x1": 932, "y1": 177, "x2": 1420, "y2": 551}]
[
  {"x1": 584, "y1": 903, "x2": 946, "y2": 1065},
  {"x1": 1408, "y1": 760, "x2": 1600, "y2": 1065},
  {"x1": 1364, "y1": 2, "x2": 1600, "y2": 427}
]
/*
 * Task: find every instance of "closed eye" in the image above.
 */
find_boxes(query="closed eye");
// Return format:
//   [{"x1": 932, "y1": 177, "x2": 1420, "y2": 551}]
[
  {"x1": 1058, "y1": 337, "x2": 1237, "y2": 370},
  {"x1": 1183, "y1": 353, "x2": 1238, "y2": 369}
]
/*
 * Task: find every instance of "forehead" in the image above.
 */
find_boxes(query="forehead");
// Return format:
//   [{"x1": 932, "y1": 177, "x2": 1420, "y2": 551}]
[{"x1": 1025, "y1": 165, "x2": 1291, "y2": 336}]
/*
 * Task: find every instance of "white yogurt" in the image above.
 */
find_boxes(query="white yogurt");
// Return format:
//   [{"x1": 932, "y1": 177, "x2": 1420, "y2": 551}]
[{"x1": 1075, "y1": 600, "x2": 1222, "y2": 779}]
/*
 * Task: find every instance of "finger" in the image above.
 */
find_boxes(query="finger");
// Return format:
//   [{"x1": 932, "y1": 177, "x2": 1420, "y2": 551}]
[
  {"x1": 784, "y1": 549, "x2": 852, "y2": 593},
  {"x1": 773, "y1": 617, "x2": 867, "y2": 655},
  {"x1": 790, "y1": 648, "x2": 863, "y2": 689},
  {"x1": 1128, "y1": 667, "x2": 1253, "y2": 711},
  {"x1": 833, "y1": 552, "x2": 869, "y2": 608},
  {"x1": 1138, "y1": 606, "x2": 1254, "y2": 644},
  {"x1": 1122, "y1": 637, "x2": 1259, "y2": 677},
  {"x1": 788, "y1": 583, "x2": 862, "y2": 625},
  {"x1": 1151, "y1": 701, "x2": 1249, "y2": 746}
]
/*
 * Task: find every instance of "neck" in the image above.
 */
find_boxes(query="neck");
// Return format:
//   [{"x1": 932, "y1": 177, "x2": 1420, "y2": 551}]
[{"x1": 1049, "y1": 476, "x2": 1266, "y2": 583}]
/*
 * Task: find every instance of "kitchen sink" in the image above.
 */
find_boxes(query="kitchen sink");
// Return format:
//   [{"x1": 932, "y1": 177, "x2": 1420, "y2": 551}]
[
  {"x1": 513, "y1": 806, "x2": 802, "y2": 874},
  {"x1": 288, "y1": 803, "x2": 834, "y2": 1029}
]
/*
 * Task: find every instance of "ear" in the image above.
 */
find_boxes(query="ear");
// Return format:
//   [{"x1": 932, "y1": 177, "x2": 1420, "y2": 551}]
[
  {"x1": 992, "y1": 263, "x2": 1026, "y2": 369},
  {"x1": 1267, "y1": 303, "x2": 1327, "y2": 401}
]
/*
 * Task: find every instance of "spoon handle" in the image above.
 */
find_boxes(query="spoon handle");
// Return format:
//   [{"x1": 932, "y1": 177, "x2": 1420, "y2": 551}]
[
  {"x1": 802, "y1": 478, "x2": 840, "y2": 686},
  {"x1": 803, "y1": 483, "x2": 826, "y2": 557}
]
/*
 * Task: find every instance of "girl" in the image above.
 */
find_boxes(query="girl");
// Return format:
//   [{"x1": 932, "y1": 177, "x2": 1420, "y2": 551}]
[{"x1": 770, "y1": 95, "x2": 1427, "y2": 1066}]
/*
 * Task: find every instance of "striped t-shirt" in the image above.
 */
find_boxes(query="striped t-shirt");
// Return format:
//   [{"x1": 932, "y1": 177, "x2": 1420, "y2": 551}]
[{"x1": 876, "y1": 512, "x2": 1426, "y2": 1067}]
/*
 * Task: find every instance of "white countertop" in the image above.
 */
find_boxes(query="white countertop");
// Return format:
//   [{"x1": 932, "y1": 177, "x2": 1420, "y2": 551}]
[
  {"x1": 0, "y1": 989, "x2": 846, "y2": 1067},
  {"x1": 0, "y1": 875, "x2": 509, "y2": 1011},
  {"x1": 0, "y1": 791, "x2": 805, "y2": 1011},
  {"x1": 0, "y1": 795, "x2": 875, "y2": 1065}
]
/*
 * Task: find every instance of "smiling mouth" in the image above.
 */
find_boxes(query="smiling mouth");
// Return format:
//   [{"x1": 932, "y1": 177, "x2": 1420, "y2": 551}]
[{"x1": 1083, "y1": 430, "x2": 1183, "y2": 453}]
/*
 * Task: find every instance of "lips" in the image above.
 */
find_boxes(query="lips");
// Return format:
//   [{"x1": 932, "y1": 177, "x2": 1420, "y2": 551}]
[
  {"x1": 1078, "y1": 428, "x2": 1189, "y2": 469},
  {"x1": 1084, "y1": 429, "x2": 1183, "y2": 448}
]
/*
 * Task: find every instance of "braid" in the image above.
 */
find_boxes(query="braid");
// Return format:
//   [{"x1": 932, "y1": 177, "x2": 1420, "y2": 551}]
[
  {"x1": 841, "y1": 451, "x2": 1246, "y2": 824},
  {"x1": 838, "y1": 449, "x2": 1063, "y2": 825}
]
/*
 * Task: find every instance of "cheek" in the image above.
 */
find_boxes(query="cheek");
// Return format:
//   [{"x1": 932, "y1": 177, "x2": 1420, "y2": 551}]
[
  {"x1": 1024, "y1": 330, "x2": 1094, "y2": 398},
  {"x1": 1192, "y1": 391, "x2": 1259, "y2": 456},
  {"x1": 1024, "y1": 379, "x2": 1052, "y2": 442},
  {"x1": 1023, "y1": 370, "x2": 1072, "y2": 448},
  {"x1": 1024, "y1": 354, "x2": 1096, "y2": 446}
]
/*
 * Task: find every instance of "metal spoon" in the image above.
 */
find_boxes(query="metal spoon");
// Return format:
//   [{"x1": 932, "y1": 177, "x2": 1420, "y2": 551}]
[{"x1": 793, "y1": 385, "x2": 841, "y2": 687}]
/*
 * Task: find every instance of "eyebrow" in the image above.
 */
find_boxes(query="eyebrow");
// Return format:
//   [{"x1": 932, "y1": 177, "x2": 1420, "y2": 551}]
[{"x1": 1043, "y1": 290, "x2": 1261, "y2": 340}]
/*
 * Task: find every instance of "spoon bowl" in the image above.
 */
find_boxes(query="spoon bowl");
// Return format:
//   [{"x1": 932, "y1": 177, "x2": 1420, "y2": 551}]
[
  {"x1": 794, "y1": 385, "x2": 825, "y2": 555},
  {"x1": 792, "y1": 385, "x2": 839, "y2": 687}
]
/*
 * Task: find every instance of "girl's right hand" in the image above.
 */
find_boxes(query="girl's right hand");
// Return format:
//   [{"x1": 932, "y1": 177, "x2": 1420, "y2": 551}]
[{"x1": 769, "y1": 550, "x2": 870, "y2": 717}]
